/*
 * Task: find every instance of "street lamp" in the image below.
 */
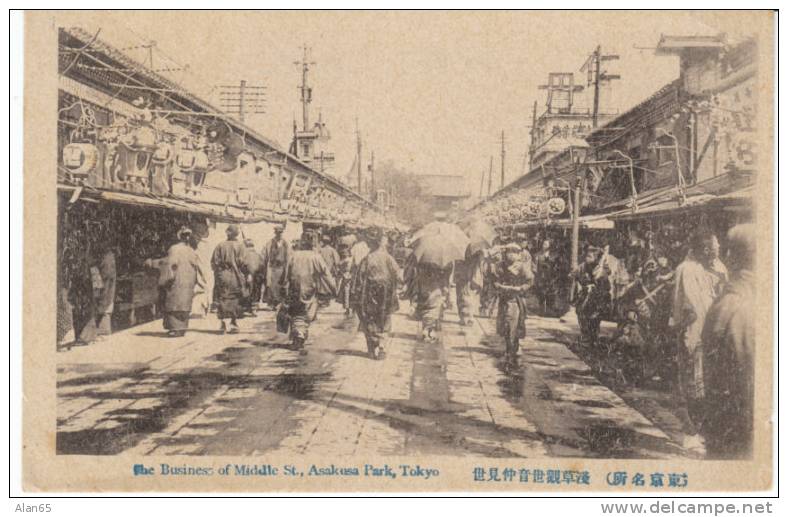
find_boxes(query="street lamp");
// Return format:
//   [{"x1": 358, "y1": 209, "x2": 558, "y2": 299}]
[
  {"x1": 656, "y1": 128, "x2": 687, "y2": 205},
  {"x1": 610, "y1": 149, "x2": 638, "y2": 212}
]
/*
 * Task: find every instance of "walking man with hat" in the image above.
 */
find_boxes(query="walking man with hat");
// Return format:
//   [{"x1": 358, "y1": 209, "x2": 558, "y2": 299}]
[
  {"x1": 282, "y1": 232, "x2": 337, "y2": 352},
  {"x1": 317, "y1": 233, "x2": 340, "y2": 308},
  {"x1": 211, "y1": 224, "x2": 247, "y2": 333},
  {"x1": 241, "y1": 238, "x2": 264, "y2": 314},
  {"x1": 350, "y1": 230, "x2": 401, "y2": 359},
  {"x1": 155, "y1": 226, "x2": 205, "y2": 337},
  {"x1": 262, "y1": 224, "x2": 290, "y2": 309}
]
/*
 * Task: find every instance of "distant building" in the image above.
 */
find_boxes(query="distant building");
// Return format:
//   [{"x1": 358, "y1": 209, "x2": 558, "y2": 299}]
[
  {"x1": 415, "y1": 174, "x2": 472, "y2": 214},
  {"x1": 472, "y1": 34, "x2": 758, "y2": 230},
  {"x1": 529, "y1": 72, "x2": 616, "y2": 170},
  {"x1": 291, "y1": 110, "x2": 336, "y2": 174}
]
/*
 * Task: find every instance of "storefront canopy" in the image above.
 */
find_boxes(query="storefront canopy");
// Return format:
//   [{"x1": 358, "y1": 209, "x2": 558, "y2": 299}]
[
  {"x1": 510, "y1": 213, "x2": 615, "y2": 230},
  {"x1": 609, "y1": 186, "x2": 753, "y2": 221},
  {"x1": 58, "y1": 184, "x2": 273, "y2": 223}
]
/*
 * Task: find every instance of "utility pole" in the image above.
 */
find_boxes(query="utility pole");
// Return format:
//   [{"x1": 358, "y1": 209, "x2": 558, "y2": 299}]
[
  {"x1": 369, "y1": 150, "x2": 375, "y2": 201},
  {"x1": 294, "y1": 45, "x2": 316, "y2": 131},
  {"x1": 592, "y1": 46, "x2": 601, "y2": 128},
  {"x1": 355, "y1": 118, "x2": 362, "y2": 194},
  {"x1": 500, "y1": 130, "x2": 506, "y2": 189},
  {"x1": 581, "y1": 46, "x2": 620, "y2": 128},
  {"x1": 487, "y1": 156, "x2": 493, "y2": 198},
  {"x1": 238, "y1": 79, "x2": 246, "y2": 122},
  {"x1": 528, "y1": 100, "x2": 538, "y2": 172},
  {"x1": 571, "y1": 173, "x2": 583, "y2": 271}
]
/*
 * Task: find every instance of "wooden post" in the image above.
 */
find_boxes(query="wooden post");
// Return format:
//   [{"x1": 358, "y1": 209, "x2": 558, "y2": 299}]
[{"x1": 571, "y1": 168, "x2": 582, "y2": 270}]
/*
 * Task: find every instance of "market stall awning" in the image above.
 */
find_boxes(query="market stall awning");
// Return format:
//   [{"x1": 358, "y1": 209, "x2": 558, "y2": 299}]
[
  {"x1": 609, "y1": 186, "x2": 753, "y2": 221},
  {"x1": 57, "y1": 184, "x2": 277, "y2": 223},
  {"x1": 510, "y1": 213, "x2": 615, "y2": 230},
  {"x1": 550, "y1": 214, "x2": 616, "y2": 230},
  {"x1": 100, "y1": 190, "x2": 215, "y2": 216}
]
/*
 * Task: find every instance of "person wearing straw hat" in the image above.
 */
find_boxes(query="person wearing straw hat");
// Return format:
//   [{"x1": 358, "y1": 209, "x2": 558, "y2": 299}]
[
  {"x1": 157, "y1": 226, "x2": 205, "y2": 337},
  {"x1": 211, "y1": 224, "x2": 247, "y2": 334}
]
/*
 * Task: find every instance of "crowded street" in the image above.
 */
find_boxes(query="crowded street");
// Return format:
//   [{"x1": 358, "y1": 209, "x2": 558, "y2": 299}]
[
  {"x1": 57, "y1": 298, "x2": 685, "y2": 459},
  {"x1": 8, "y1": 8, "x2": 773, "y2": 499},
  {"x1": 50, "y1": 17, "x2": 759, "y2": 472}
]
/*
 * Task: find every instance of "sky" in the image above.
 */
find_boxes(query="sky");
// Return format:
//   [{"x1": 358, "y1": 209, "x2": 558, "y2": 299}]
[{"x1": 72, "y1": 11, "x2": 753, "y2": 198}]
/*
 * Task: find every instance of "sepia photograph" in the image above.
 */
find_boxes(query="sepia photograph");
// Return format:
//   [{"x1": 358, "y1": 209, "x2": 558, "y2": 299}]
[{"x1": 18, "y1": 9, "x2": 775, "y2": 493}]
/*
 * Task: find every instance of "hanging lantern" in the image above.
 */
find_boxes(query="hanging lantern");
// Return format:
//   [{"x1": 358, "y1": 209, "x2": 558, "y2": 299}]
[
  {"x1": 62, "y1": 143, "x2": 99, "y2": 176},
  {"x1": 176, "y1": 148, "x2": 209, "y2": 172},
  {"x1": 525, "y1": 201, "x2": 541, "y2": 217},
  {"x1": 546, "y1": 197, "x2": 566, "y2": 216}
]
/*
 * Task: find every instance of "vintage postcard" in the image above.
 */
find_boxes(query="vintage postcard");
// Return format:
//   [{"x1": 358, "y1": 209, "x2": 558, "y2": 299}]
[{"x1": 21, "y1": 10, "x2": 775, "y2": 492}]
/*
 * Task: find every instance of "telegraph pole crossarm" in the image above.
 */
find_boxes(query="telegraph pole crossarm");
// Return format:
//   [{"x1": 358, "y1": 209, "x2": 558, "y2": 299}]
[
  {"x1": 581, "y1": 46, "x2": 620, "y2": 127},
  {"x1": 294, "y1": 45, "x2": 317, "y2": 131},
  {"x1": 219, "y1": 80, "x2": 267, "y2": 122}
]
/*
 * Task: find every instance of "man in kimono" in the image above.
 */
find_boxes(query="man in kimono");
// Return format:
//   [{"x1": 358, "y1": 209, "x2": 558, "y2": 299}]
[
  {"x1": 453, "y1": 253, "x2": 476, "y2": 327},
  {"x1": 411, "y1": 260, "x2": 452, "y2": 342},
  {"x1": 241, "y1": 238, "x2": 264, "y2": 314},
  {"x1": 261, "y1": 224, "x2": 290, "y2": 309},
  {"x1": 573, "y1": 245, "x2": 613, "y2": 346},
  {"x1": 702, "y1": 224, "x2": 755, "y2": 458},
  {"x1": 319, "y1": 233, "x2": 340, "y2": 277},
  {"x1": 337, "y1": 247, "x2": 354, "y2": 316},
  {"x1": 534, "y1": 239, "x2": 560, "y2": 317},
  {"x1": 336, "y1": 233, "x2": 357, "y2": 315},
  {"x1": 350, "y1": 236, "x2": 370, "y2": 270},
  {"x1": 317, "y1": 234, "x2": 340, "y2": 308},
  {"x1": 211, "y1": 224, "x2": 247, "y2": 334},
  {"x1": 156, "y1": 226, "x2": 205, "y2": 337},
  {"x1": 478, "y1": 246, "x2": 500, "y2": 318},
  {"x1": 493, "y1": 243, "x2": 534, "y2": 366},
  {"x1": 670, "y1": 230, "x2": 728, "y2": 454},
  {"x1": 350, "y1": 231, "x2": 400, "y2": 359},
  {"x1": 282, "y1": 233, "x2": 337, "y2": 352}
]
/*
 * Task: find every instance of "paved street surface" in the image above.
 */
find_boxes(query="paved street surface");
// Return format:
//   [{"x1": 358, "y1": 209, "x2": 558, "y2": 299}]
[{"x1": 57, "y1": 300, "x2": 687, "y2": 458}]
